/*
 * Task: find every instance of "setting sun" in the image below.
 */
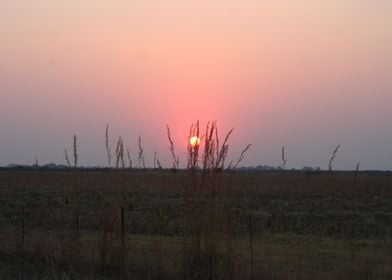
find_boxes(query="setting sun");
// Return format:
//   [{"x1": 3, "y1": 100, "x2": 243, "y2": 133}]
[{"x1": 189, "y1": 136, "x2": 201, "y2": 146}]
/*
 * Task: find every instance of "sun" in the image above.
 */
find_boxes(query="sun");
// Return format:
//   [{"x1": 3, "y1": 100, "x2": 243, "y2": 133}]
[{"x1": 189, "y1": 135, "x2": 201, "y2": 146}]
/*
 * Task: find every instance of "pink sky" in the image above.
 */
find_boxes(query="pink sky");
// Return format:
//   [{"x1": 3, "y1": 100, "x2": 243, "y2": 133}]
[{"x1": 1, "y1": 1, "x2": 392, "y2": 169}]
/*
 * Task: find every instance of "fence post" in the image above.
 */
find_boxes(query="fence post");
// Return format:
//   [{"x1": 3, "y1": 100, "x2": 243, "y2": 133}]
[
  {"x1": 121, "y1": 206, "x2": 125, "y2": 243},
  {"x1": 22, "y1": 205, "x2": 25, "y2": 248},
  {"x1": 249, "y1": 214, "x2": 254, "y2": 280}
]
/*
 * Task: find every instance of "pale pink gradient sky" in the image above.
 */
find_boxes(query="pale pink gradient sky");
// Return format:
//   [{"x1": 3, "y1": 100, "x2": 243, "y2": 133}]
[{"x1": 1, "y1": 1, "x2": 392, "y2": 169}]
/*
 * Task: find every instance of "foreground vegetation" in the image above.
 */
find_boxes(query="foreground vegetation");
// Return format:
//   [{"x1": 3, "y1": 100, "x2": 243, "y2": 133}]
[{"x1": 1, "y1": 170, "x2": 392, "y2": 279}]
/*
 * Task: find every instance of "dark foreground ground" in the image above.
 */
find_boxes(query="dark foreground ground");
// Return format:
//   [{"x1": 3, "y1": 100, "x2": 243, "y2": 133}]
[{"x1": 0, "y1": 170, "x2": 392, "y2": 279}]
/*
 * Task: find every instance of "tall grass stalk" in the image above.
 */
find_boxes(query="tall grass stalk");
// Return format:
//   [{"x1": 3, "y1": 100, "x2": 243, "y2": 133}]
[
  {"x1": 126, "y1": 149, "x2": 132, "y2": 169},
  {"x1": 154, "y1": 151, "x2": 160, "y2": 170},
  {"x1": 230, "y1": 144, "x2": 252, "y2": 169},
  {"x1": 65, "y1": 149, "x2": 71, "y2": 168},
  {"x1": 281, "y1": 146, "x2": 287, "y2": 170},
  {"x1": 166, "y1": 125, "x2": 180, "y2": 170},
  {"x1": 73, "y1": 135, "x2": 78, "y2": 168},
  {"x1": 105, "y1": 125, "x2": 112, "y2": 167},
  {"x1": 328, "y1": 145, "x2": 341, "y2": 172},
  {"x1": 138, "y1": 135, "x2": 146, "y2": 169},
  {"x1": 156, "y1": 158, "x2": 163, "y2": 170},
  {"x1": 354, "y1": 162, "x2": 360, "y2": 183},
  {"x1": 115, "y1": 137, "x2": 125, "y2": 169}
]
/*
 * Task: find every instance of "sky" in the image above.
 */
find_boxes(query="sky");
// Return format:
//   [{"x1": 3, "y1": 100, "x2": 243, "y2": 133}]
[{"x1": 1, "y1": 0, "x2": 392, "y2": 170}]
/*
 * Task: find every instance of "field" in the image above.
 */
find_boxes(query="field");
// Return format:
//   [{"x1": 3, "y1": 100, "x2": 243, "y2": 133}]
[{"x1": 1, "y1": 170, "x2": 392, "y2": 279}]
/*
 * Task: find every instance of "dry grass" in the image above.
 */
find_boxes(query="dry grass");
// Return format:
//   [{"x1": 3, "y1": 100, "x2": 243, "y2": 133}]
[{"x1": 0, "y1": 170, "x2": 392, "y2": 279}]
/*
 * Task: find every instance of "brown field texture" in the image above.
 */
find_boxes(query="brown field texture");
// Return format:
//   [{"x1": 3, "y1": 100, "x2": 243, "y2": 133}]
[{"x1": 0, "y1": 170, "x2": 392, "y2": 279}]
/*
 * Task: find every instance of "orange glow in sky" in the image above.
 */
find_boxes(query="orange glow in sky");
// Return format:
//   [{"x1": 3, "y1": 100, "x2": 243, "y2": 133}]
[{"x1": 1, "y1": 1, "x2": 392, "y2": 169}]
